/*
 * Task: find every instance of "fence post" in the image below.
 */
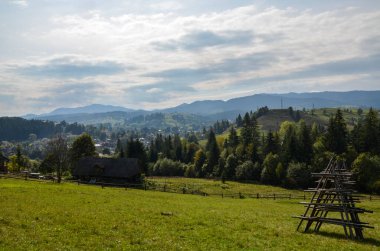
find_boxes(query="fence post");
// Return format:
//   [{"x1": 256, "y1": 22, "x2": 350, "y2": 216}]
[
  {"x1": 289, "y1": 194, "x2": 291, "y2": 200},
  {"x1": 125, "y1": 184, "x2": 128, "y2": 190},
  {"x1": 274, "y1": 193, "x2": 276, "y2": 200},
  {"x1": 222, "y1": 192, "x2": 224, "y2": 198},
  {"x1": 370, "y1": 195, "x2": 372, "y2": 201},
  {"x1": 144, "y1": 183, "x2": 147, "y2": 191},
  {"x1": 257, "y1": 193, "x2": 259, "y2": 199},
  {"x1": 303, "y1": 193, "x2": 306, "y2": 200},
  {"x1": 164, "y1": 185, "x2": 166, "y2": 192}
]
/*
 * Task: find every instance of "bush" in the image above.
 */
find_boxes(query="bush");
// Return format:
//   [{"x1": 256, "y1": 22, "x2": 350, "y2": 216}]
[
  {"x1": 152, "y1": 158, "x2": 185, "y2": 176},
  {"x1": 285, "y1": 162, "x2": 312, "y2": 189},
  {"x1": 351, "y1": 153, "x2": 380, "y2": 193},
  {"x1": 235, "y1": 161, "x2": 255, "y2": 180},
  {"x1": 371, "y1": 180, "x2": 380, "y2": 195},
  {"x1": 261, "y1": 153, "x2": 280, "y2": 185},
  {"x1": 184, "y1": 164, "x2": 196, "y2": 178}
]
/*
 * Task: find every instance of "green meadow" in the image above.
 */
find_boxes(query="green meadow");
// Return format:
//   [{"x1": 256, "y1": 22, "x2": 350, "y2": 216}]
[{"x1": 0, "y1": 178, "x2": 379, "y2": 250}]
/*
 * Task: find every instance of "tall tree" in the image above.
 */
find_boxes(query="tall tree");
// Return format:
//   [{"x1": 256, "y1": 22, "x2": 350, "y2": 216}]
[
  {"x1": 263, "y1": 130, "x2": 279, "y2": 156},
  {"x1": 205, "y1": 129, "x2": 220, "y2": 175},
  {"x1": 173, "y1": 134, "x2": 183, "y2": 161},
  {"x1": 46, "y1": 134, "x2": 69, "y2": 183},
  {"x1": 126, "y1": 138, "x2": 148, "y2": 174},
  {"x1": 325, "y1": 109, "x2": 348, "y2": 154},
  {"x1": 70, "y1": 133, "x2": 97, "y2": 165},
  {"x1": 361, "y1": 108, "x2": 380, "y2": 154},
  {"x1": 280, "y1": 122, "x2": 297, "y2": 165},
  {"x1": 193, "y1": 149, "x2": 206, "y2": 177},
  {"x1": 236, "y1": 114, "x2": 243, "y2": 127},
  {"x1": 297, "y1": 120, "x2": 313, "y2": 163},
  {"x1": 228, "y1": 126, "x2": 239, "y2": 148},
  {"x1": 241, "y1": 112, "x2": 252, "y2": 146}
]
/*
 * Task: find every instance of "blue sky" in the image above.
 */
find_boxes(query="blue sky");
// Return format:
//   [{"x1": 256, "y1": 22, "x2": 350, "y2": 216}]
[{"x1": 0, "y1": 0, "x2": 380, "y2": 115}]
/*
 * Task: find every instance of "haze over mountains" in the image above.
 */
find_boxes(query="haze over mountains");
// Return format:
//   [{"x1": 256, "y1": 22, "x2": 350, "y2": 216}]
[{"x1": 22, "y1": 91, "x2": 380, "y2": 124}]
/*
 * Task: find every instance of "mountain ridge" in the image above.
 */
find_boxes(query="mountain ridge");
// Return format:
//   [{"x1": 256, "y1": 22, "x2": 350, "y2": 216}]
[{"x1": 22, "y1": 90, "x2": 380, "y2": 123}]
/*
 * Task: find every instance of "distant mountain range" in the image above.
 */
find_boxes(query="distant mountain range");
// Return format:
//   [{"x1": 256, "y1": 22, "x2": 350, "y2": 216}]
[{"x1": 22, "y1": 90, "x2": 380, "y2": 124}]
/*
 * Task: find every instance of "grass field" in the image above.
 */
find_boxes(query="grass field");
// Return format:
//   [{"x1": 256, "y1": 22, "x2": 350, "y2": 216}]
[
  {"x1": 0, "y1": 178, "x2": 379, "y2": 250},
  {"x1": 147, "y1": 177, "x2": 307, "y2": 198}
]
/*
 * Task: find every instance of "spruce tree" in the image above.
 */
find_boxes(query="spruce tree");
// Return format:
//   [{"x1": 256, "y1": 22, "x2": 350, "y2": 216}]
[
  {"x1": 236, "y1": 114, "x2": 243, "y2": 127},
  {"x1": 325, "y1": 109, "x2": 348, "y2": 154},
  {"x1": 228, "y1": 126, "x2": 239, "y2": 148},
  {"x1": 205, "y1": 129, "x2": 220, "y2": 175},
  {"x1": 297, "y1": 120, "x2": 313, "y2": 163},
  {"x1": 362, "y1": 108, "x2": 380, "y2": 154}
]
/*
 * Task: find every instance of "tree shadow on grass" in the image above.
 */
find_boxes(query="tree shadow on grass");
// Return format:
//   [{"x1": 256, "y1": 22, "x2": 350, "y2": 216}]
[{"x1": 314, "y1": 231, "x2": 380, "y2": 247}]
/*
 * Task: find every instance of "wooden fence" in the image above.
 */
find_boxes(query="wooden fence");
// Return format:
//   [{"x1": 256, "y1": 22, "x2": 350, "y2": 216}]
[{"x1": 1, "y1": 173, "x2": 380, "y2": 201}]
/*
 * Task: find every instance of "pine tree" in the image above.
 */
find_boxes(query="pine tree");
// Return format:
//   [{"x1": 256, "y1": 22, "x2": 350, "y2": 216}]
[
  {"x1": 325, "y1": 109, "x2": 348, "y2": 154},
  {"x1": 281, "y1": 124, "x2": 298, "y2": 165},
  {"x1": 126, "y1": 138, "x2": 148, "y2": 174},
  {"x1": 241, "y1": 112, "x2": 252, "y2": 146},
  {"x1": 361, "y1": 108, "x2": 380, "y2": 154},
  {"x1": 263, "y1": 130, "x2": 278, "y2": 155},
  {"x1": 205, "y1": 129, "x2": 220, "y2": 175},
  {"x1": 173, "y1": 134, "x2": 182, "y2": 161},
  {"x1": 228, "y1": 126, "x2": 239, "y2": 148},
  {"x1": 236, "y1": 114, "x2": 243, "y2": 127},
  {"x1": 297, "y1": 120, "x2": 313, "y2": 163},
  {"x1": 194, "y1": 149, "x2": 206, "y2": 177}
]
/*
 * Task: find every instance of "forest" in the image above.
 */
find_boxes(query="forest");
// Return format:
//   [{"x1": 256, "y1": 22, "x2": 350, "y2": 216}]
[
  {"x1": 1, "y1": 107, "x2": 380, "y2": 194},
  {"x1": 115, "y1": 107, "x2": 380, "y2": 194}
]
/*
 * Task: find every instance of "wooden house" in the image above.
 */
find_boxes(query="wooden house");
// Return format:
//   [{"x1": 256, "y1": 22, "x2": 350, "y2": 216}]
[
  {"x1": 72, "y1": 157, "x2": 141, "y2": 183},
  {"x1": 0, "y1": 155, "x2": 9, "y2": 173}
]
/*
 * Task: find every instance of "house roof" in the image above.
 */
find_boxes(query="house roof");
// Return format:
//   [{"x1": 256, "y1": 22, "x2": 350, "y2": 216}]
[
  {"x1": 0, "y1": 155, "x2": 9, "y2": 161},
  {"x1": 73, "y1": 157, "x2": 140, "y2": 178}
]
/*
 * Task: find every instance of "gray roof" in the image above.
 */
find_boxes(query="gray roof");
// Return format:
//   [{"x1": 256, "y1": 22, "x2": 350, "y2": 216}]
[
  {"x1": 0, "y1": 155, "x2": 9, "y2": 161},
  {"x1": 73, "y1": 157, "x2": 140, "y2": 178}
]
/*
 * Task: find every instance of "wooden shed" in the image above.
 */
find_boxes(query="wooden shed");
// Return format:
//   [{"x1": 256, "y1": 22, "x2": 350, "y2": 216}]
[
  {"x1": 73, "y1": 157, "x2": 141, "y2": 183},
  {"x1": 0, "y1": 155, "x2": 9, "y2": 173}
]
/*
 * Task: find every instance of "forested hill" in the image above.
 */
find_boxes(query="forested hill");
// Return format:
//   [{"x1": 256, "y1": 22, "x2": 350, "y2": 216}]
[
  {"x1": 162, "y1": 90, "x2": 380, "y2": 115},
  {"x1": 0, "y1": 117, "x2": 85, "y2": 141}
]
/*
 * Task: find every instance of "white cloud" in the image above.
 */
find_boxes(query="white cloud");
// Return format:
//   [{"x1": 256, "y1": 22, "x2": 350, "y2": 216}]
[
  {"x1": 150, "y1": 1, "x2": 183, "y2": 11},
  {"x1": 9, "y1": 0, "x2": 28, "y2": 7},
  {"x1": 0, "y1": 2, "x2": 380, "y2": 115}
]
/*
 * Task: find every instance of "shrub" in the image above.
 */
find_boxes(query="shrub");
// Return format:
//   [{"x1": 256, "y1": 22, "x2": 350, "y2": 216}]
[
  {"x1": 235, "y1": 161, "x2": 255, "y2": 180},
  {"x1": 261, "y1": 153, "x2": 280, "y2": 185},
  {"x1": 351, "y1": 153, "x2": 380, "y2": 193},
  {"x1": 285, "y1": 162, "x2": 312, "y2": 189},
  {"x1": 152, "y1": 158, "x2": 185, "y2": 176}
]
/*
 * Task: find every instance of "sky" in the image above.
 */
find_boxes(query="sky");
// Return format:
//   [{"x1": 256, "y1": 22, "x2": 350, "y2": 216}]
[{"x1": 0, "y1": 0, "x2": 380, "y2": 116}]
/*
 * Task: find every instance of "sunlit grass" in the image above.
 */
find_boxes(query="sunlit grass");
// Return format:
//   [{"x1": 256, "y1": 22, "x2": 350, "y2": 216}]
[{"x1": 0, "y1": 178, "x2": 379, "y2": 250}]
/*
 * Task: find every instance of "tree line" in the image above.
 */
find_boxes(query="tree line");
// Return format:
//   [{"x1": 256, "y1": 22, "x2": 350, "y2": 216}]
[
  {"x1": 0, "y1": 118, "x2": 85, "y2": 141},
  {"x1": 138, "y1": 108, "x2": 380, "y2": 193}
]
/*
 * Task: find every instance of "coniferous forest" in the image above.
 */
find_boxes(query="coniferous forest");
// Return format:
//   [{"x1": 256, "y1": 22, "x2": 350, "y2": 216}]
[
  {"x1": 1, "y1": 107, "x2": 379, "y2": 194},
  {"x1": 115, "y1": 108, "x2": 380, "y2": 194}
]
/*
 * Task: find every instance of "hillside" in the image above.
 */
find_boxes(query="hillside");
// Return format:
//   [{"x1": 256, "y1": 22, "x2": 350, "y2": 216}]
[
  {"x1": 163, "y1": 90, "x2": 380, "y2": 115},
  {"x1": 1, "y1": 178, "x2": 379, "y2": 250},
  {"x1": 256, "y1": 108, "x2": 363, "y2": 131}
]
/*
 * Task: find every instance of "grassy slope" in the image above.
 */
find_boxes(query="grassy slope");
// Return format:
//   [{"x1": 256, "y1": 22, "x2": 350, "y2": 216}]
[
  {"x1": 1, "y1": 179, "x2": 379, "y2": 250},
  {"x1": 148, "y1": 177, "x2": 307, "y2": 197}
]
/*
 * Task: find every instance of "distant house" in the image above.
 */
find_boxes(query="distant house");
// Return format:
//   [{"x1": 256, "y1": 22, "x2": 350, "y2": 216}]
[
  {"x1": 0, "y1": 155, "x2": 9, "y2": 173},
  {"x1": 73, "y1": 157, "x2": 141, "y2": 183}
]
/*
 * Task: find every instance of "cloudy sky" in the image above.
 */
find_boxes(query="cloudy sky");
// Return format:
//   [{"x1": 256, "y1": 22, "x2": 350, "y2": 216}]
[{"x1": 1, "y1": 0, "x2": 380, "y2": 116}]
